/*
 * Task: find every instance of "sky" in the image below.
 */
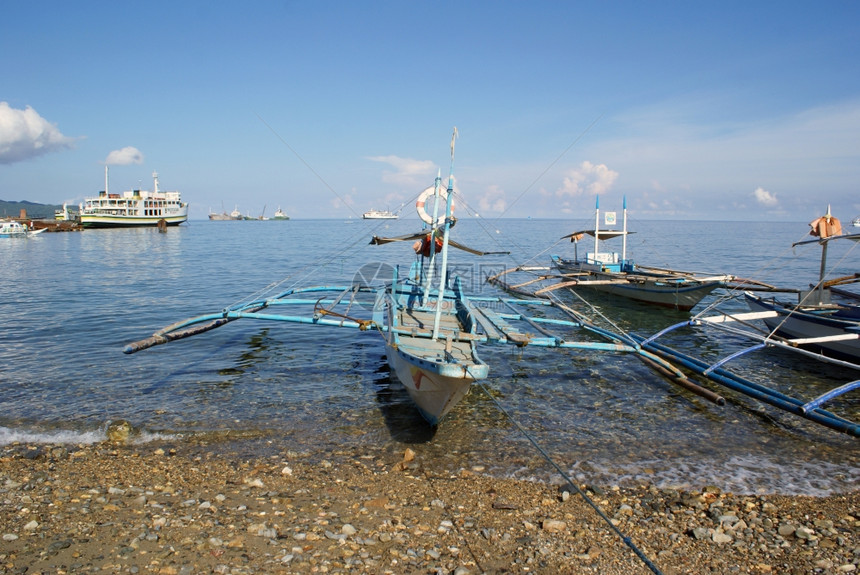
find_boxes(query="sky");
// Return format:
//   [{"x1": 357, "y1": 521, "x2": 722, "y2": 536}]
[{"x1": 1, "y1": 1, "x2": 859, "y2": 222}]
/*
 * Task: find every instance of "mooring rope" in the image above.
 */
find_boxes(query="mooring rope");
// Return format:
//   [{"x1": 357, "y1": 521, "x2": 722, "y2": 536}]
[{"x1": 476, "y1": 381, "x2": 663, "y2": 575}]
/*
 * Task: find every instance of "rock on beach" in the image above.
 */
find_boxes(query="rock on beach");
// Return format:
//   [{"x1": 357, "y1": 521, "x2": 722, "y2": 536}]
[{"x1": 0, "y1": 442, "x2": 857, "y2": 574}]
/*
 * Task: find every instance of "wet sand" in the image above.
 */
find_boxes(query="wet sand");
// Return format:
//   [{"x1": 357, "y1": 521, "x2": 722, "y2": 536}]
[{"x1": 0, "y1": 442, "x2": 857, "y2": 574}]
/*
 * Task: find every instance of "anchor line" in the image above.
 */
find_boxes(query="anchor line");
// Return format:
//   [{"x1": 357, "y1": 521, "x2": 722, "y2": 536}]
[{"x1": 475, "y1": 381, "x2": 664, "y2": 575}]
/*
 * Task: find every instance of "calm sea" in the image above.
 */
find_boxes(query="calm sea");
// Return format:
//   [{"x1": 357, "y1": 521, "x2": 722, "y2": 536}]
[{"x1": 1, "y1": 217, "x2": 857, "y2": 496}]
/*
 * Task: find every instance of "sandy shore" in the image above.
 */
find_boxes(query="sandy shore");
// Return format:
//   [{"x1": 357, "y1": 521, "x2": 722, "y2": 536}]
[{"x1": 0, "y1": 441, "x2": 857, "y2": 574}]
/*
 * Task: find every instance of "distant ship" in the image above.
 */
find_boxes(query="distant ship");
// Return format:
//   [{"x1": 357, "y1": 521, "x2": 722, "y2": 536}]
[
  {"x1": 208, "y1": 209, "x2": 232, "y2": 221},
  {"x1": 362, "y1": 209, "x2": 398, "y2": 220},
  {"x1": 80, "y1": 168, "x2": 188, "y2": 228},
  {"x1": 272, "y1": 206, "x2": 290, "y2": 220},
  {"x1": 54, "y1": 204, "x2": 78, "y2": 221}
]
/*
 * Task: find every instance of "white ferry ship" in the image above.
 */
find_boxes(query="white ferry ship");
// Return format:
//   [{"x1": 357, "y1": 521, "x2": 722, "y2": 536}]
[
  {"x1": 362, "y1": 209, "x2": 398, "y2": 220},
  {"x1": 80, "y1": 168, "x2": 188, "y2": 228}
]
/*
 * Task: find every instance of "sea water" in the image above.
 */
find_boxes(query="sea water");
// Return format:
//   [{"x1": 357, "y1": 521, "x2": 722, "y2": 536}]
[{"x1": 0, "y1": 217, "x2": 857, "y2": 495}]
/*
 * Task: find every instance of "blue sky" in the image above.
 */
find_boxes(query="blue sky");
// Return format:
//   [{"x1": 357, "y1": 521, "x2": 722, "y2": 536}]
[{"x1": 2, "y1": 1, "x2": 859, "y2": 221}]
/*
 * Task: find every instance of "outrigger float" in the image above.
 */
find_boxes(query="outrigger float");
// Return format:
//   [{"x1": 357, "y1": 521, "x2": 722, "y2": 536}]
[{"x1": 123, "y1": 130, "x2": 721, "y2": 426}]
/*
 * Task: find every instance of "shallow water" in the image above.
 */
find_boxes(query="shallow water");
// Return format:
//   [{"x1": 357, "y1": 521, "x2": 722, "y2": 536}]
[{"x1": 0, "y1": 217, "x2": 857, "y2": 495}]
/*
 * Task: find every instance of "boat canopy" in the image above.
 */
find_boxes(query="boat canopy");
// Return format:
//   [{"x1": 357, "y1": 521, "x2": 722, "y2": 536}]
[
  {"x1": 562, "y1": 229, "x2": 632, "y2": 242},
  {"x1": 370, "y1": 232, "x2": 509, "y2": 256}
]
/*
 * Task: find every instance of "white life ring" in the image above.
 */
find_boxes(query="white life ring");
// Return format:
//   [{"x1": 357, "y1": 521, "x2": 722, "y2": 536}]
[{"x1": 415, "y1": 185, "x2": 455, "y2": 225}]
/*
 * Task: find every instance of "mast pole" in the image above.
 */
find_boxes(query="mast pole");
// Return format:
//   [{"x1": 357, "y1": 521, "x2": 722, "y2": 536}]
[
  {"x1": 622, "y1": 196, "x2": 628, "y2": 264},
  {"x1": 422, "y1": 169, "x2": 443, "y2": 305},
  {"x1": 593, "y1": 196, "x2": 600, "y2": 263},
  {"x1": 432, "y1": 127, "x2": 458, "y2": 340},
  {"x1": 817, "y1": 205, "x2": 833, "y2": 304}
]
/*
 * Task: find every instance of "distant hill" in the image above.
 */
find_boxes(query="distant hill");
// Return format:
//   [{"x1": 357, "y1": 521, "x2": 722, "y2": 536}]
[{"x1": 0, "y1": 200, "x2": 63, "y2": 219}]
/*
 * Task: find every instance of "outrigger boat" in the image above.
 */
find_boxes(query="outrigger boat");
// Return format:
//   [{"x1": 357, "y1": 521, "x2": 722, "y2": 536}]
[
  {"x1": 548, "y1": 197, "x2": 732, "y2": 311},
  {"x1": 742, "y1": 208, "x2": 860, "y2": 362},
  {"x1": 626, "y1": 208, "x2": 860, "y2": 436},
  {"x1": 123, "y1": 130, "x2": 716, "y2": 426}
]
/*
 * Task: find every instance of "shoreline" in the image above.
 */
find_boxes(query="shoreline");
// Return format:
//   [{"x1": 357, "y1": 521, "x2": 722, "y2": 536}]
[{"x1": 1, "y1": 441, "x2": 857, "y2": 574}]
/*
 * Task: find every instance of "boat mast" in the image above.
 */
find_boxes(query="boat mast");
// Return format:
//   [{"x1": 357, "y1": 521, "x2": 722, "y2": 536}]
[
  {"x1": 593, "y1": 196, "x2": 600, "y2": 262},
  {"x1": 421, "y1": 169, "x2": 444, "y2": 306},
  {"x1": 817, "y1": 205, "x2": 833, "y2": 304},
  {"x1": 432, "y1": 127, "x2": 458, "y2": 340},
  {"x1": 105, "y1": 165, "x2": 109, "y2": 196},
  {"x1": 622, "y1": 196, "x2": 628, "y2": 263}
]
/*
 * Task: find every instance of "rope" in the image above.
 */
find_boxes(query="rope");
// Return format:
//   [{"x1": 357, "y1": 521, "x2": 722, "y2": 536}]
[
  {"x1": 313, "y1": 298, "x2": 375, "y2": 330},
  {"x1": 221, "y1": 189, "x2": 429, "y2": 312},
  {"x1": 475, "y1": 381, "x2": 663, "y2": 575},
  {"x1": 225, "y1": 115, "x2": 428, "y2": 311},
  {"x1": 693, "y1": 227, "x2": 819, "y2": 318},
  {"x1": 692, "y1": 229, "x2": 860, "y2": 338}
]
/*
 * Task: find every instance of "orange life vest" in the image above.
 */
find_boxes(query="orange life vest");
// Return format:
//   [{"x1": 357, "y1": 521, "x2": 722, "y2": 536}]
[{"x1": 413, "y1": 233, "x2": 444, "y2": 257}]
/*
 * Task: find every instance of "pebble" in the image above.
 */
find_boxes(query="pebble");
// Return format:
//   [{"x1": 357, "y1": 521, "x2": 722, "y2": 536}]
[{"x1": 0, "y1": 442, "x2": 855, "y2": 575}]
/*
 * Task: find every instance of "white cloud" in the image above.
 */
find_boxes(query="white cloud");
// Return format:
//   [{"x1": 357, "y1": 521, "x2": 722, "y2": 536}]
[
  {"x1": 368, "y1": 155, "x2": 436, "y2": 187},
  {"x1": 753, "y1": 187, "x2": 778, "y2": 207},
  {"x1": 557, "y1": 161, "x2": 618, "y2": 197},
  {"x1": 105, "y1": 146, "x2": 144, "y2": 165},
  {"x1": 478, "y1": 185, "x2": 507, "y2": 213},
  {"x1": 0, "y1": 102, "x2": 76, "y2": 164},
  {"x1": 581, "y1": 98, "x2": 860, "y2": 214}
]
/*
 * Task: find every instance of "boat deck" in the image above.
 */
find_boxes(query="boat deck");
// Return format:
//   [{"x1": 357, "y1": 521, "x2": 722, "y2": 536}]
[{"x1": 394, "y1": 307, "x2": 474, "y2": 363}]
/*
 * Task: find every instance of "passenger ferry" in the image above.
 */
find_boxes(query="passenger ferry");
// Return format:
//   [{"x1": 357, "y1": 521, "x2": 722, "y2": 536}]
[
  {"x1": 362, "y1": 209, "x2": 398, "y2": 219},
  {"x1": 79, "y1": 168, "x2": 188, "y2": 228}
]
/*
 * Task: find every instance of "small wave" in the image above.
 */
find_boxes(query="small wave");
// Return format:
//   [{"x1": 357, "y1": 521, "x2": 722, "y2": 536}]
[
  {"x1": 0, "y1": 426, "x2": 177, "y2": 446},
  {"x1": 567, "y1": 454, "x2": 859, "y2": 497}
]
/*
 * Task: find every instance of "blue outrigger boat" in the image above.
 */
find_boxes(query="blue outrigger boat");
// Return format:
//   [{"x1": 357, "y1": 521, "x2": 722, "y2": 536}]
[
  {"x1": 632, "y1": 210, "x2": 860, "y2": 437},
  {"x1": 124, "y1": 130, "x2": 711, "y2": 426}
]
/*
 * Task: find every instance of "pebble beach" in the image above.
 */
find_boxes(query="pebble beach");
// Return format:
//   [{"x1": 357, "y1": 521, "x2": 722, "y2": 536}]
[{"x1": 1, "y1": 441, "x2": 857, "y2": 575}]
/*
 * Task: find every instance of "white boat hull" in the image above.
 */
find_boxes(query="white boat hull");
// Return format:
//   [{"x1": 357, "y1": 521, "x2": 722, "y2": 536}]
[
  {"x1": 362, "y1": 210, "x2": 398, "y2": 219},
  {"x1": 81, "y1": 212, "x2": 188, "y2": 228},
  {"x1": 377, "y1": 276, "x2": 489, "y2": 426},
  {"x1": 571, "y1": 277, "x2": 720, "y2": 311},
  {"x1": 0, "y1": 222, "x2": 45, "y2": 237},
  {"x1": 746, "y1": 293, "x2": 860, "y2": 361},
  {"x1": 385, "y1": 342, "x2": 478, "y2": 426},
  {"x1": 553, "y1": 257, "x2": 721, "y2": 311}
]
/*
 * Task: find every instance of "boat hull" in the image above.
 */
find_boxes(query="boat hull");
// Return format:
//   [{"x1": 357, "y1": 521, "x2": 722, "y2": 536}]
[
  {"x1": 377, "y1": 277, "x2": 489, "y2": 426},
  {"x1": 570, "y1": 279, "x2": 720, "y2": 311},
  {"x1": 553, "y1": 257, "x2": 720, "y2": 311},
  {"x1": 385, "y1": 342, "x2": 481, "y2": 426},
  {"x1": 0, "y1": 222, "x2": 45, "y2": 237},
  {"x1": 362, "y1": 210, "x2": 398, "y2": 219},
  {"x1": 81, "y1": 213, "x2": 188, "y2": 228},
  {"x1": 746, "y1": 294, "x2": 860, "y2": 362}
]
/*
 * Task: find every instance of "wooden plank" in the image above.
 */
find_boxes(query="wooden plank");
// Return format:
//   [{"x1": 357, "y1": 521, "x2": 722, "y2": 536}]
[
  {"x1": 478, "y1": 307, "x2": 531, "y2": 345},
  {"x1": 469, "y1": 305, "x2": 505, "y2": 341}
]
